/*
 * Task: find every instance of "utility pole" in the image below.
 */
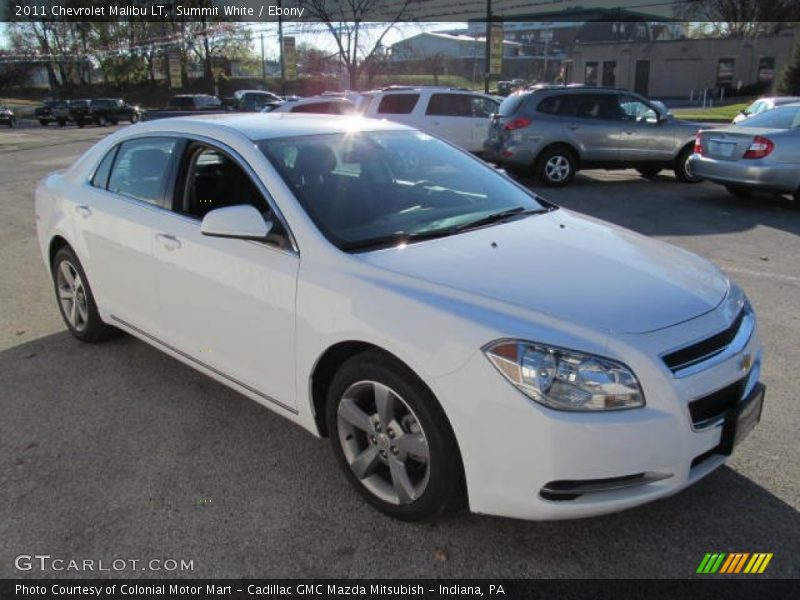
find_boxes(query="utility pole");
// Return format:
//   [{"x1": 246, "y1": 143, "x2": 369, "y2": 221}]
[
  {"x1": 484, "y1": 0, "x2": 491, "y2": 93},
  {"x1": 278, "y1": 0, "x2": 286, "y2": 95},
  {"x1": 260, "y1": 33, "x2": 266, "y2": 86}
]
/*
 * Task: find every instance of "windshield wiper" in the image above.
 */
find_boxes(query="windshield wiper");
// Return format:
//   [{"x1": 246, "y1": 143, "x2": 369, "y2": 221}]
[
  {"x1": 455, "y1": 206, "x2": 551, "y2": 232},
  {"x1": 341, "y1": 228, "x2": 457, "y2": 252}
]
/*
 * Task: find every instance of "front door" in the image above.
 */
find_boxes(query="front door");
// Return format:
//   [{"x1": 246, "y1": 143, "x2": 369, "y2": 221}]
[{"x1": 152, "y1": 142, "x2": 299, "y2": 411}]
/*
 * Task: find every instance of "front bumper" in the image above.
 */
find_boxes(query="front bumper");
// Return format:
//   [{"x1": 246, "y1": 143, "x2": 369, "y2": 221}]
[
  {"x1": 689, "y1": 154, "x2": 800, "y2": 193},
  {"x1": 431, "y1": 305, "x2": 763, "y2": 521}
]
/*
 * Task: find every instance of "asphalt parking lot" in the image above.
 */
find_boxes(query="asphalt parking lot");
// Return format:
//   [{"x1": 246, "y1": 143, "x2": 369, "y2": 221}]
[{"x1": 1, "y1": 124, "x2": 798, "y2": 579}]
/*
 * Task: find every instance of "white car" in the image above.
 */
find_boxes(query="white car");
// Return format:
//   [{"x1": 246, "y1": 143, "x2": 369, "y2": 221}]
[
  {"x1": 359, "y1": 86, "x2": 500, "y2": 153},
  {"x1": 35, "y1": 114, "x2": 764, "y2": 521}
]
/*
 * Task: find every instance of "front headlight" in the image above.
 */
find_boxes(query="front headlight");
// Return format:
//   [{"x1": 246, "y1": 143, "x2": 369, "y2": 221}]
[{"x1": 483, "y1": 340, "x2": 644, "y2": 411}]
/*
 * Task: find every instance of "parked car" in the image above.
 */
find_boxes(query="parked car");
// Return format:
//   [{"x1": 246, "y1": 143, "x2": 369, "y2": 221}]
[
  {"x1": 731, "y1": 96, "x2": 800, "y2": 124},
  {"x1": 358, "y1": 86, "x2": 500, "y2": 153},
  {"x1": 62, "y1": 99, "x2": 91, "y2": 126},
  {"x1": 0, "y1": 105, "x2": 15, "y2": 127},
  {"x1": 264, "y1": 96, "x2": 357, "y2": 115},
  {"x1": 35, "y1": 114, "x2": 764, "y2": 522},
  {"x1": 87, "y1": 98, "x2": 143, "y2": 126},
  {"x1": 484, "y1": 87, "x2": 704, "y2": 186},
  {"x1": 143, "y1": 94, "x2": 225, "y2": 121},
  {"x1": 227, "y1": 89, "x2": 283, "y2": 112},
  {"x1": 689, "y1": 103, "x2": 800, "y2": 201},
  {"x1": 34, "y1": 100, "x2": 66, "y2": 126},
  {"x1": 168, "y1": 94, "x2": 222, "y2": 110}
]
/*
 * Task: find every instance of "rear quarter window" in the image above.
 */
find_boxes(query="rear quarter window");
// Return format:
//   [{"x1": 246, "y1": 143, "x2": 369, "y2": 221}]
[
  {"x1": 377, "y1": 94, "x2": 419, "y2": 115},
  {"x1": 497, "y1": 94, "x2": 526, "y2": 117}
]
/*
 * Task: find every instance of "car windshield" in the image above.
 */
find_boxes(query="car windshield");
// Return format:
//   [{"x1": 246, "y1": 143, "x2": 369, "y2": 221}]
[
  {"x1": 258, "y1": 130, "x2": 551, "y2": 251},
  {"x1": 739, "y1": 105, "x2": 800, "y2": 129}
]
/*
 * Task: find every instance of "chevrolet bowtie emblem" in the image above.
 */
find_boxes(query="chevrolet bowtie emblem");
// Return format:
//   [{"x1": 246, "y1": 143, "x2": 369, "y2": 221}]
[{"x1": 740, "y1": 353, "x2": 753, "y2": 372}]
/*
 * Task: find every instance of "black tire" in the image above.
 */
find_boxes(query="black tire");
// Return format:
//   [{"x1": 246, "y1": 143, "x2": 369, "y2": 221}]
[
  {"x1": 534, "y1": 145, "x2": 576, "y2": 187},
  {"x1": 76, "y1": 119, "x2": 85, "y2": 128},
  {"x1": 57, "y1": 119, "x2": 66, "y2": 127},
  {"x1": 637, "y1": 167, "x2": 661, "y2": 179},
  {"x1": 38, "y1": 119, "x2": 49, "y2": 127},
  {"x1": 52, "y1": 247, "x2": 116, "y2": 343},
  {"x1": 96, "y1": 116, "x2": 107, "y2": 127},
  {"x1": 725, "y1": 185, "x2": 753, "y2": 198},
  {"x1": 110, "y1": 119, "x2": 118, "y2": 126},
  {"x1": 674, "y1": 146, "x2": 702, "y2": 183},
  {"x1": 326, "y1": 350, "x2": 464, "y2": 521},
  {"x1": 130, "y1": 113, "x2": 140, "y2": 124}
]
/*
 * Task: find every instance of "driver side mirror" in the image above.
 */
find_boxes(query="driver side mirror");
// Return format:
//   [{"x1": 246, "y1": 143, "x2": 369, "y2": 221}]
[{"x1": 200, "y1": 205, "x2": 272, "y2": 241}]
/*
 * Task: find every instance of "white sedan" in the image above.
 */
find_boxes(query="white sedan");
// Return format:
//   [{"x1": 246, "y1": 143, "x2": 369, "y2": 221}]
[{"x1": 35, "y1": 114, "x2": 764, "y2": 521}]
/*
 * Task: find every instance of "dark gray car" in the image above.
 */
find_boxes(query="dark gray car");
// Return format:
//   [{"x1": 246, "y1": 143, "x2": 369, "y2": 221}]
[{"x1": 483, "y1": 87, "x2": 703, "y2": 186}]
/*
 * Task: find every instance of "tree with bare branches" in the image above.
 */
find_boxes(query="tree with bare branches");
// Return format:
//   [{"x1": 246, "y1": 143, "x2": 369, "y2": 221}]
[{"x1": 296, "y1": 0, "x2": 411, "y2": 88}]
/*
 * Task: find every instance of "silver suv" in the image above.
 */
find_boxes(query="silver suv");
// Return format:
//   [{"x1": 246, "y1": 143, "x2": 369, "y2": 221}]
[{"x1": 484, "y1": 87, "x2": 703, "y2": 186}]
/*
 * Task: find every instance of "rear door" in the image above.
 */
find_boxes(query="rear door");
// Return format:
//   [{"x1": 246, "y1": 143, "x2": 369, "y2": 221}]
[
  {"x1": 562, "y1": 93, "x2": 622, "y2": 162},
  {"x1": 74, "y1": 136, "x2": 183, "y2": 334},
  {"x1": 423, "y1": 93, "x2": 475, "y2": 150},
  {"x1": 370, "y1": 93, "x2": 420, "y2": 127}
]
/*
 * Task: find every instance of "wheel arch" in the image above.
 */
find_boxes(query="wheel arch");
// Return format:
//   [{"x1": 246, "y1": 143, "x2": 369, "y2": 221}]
[
  {"x1": 310, "y1": 339, "x2": 468, "y2": 508},
  {"x1": 534, "y1": 141, "x2": 580, "y2": 168},
  {"x1": 48, "y1": 235, "x2": 72, "y2": 269}
]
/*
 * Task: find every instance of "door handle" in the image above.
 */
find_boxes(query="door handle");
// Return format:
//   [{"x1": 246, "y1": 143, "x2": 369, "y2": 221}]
[
  {"x1": 155, "y1": 233, "x2": 181, "y2": 251},
  {"x1": 75, "y1": 205, "x2": 92, "y2": 218}
]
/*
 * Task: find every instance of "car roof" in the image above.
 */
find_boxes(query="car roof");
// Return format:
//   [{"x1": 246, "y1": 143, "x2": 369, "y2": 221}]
[{"x1": 131, "y1": 113, "x2": 413, "y2": 140}]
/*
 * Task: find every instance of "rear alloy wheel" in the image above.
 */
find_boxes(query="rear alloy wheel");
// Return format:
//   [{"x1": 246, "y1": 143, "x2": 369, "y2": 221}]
[
  {"x1": 674, "y1": 146, "x2": 702, "y2": 183},
  {"x1": 52, "y1": 247, "x2": 116, "y2": 343},
  {"x1": 637, "y1": 167, "x2": 661, "y2": 179},
  {"x1": 725, "y1": 185, "x2": 753, "y2": 198},
  {"x1": 327, "y1": 351, "x2": 463, "y2": 521},
  {"x1": 535, "y1": 147, "x2": 576, "y2": 187}
]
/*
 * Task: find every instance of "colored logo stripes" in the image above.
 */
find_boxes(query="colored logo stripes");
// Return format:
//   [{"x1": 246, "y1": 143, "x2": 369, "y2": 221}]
[{"x1": 696, "y1": 552, "x2": 773, "y2": 574}]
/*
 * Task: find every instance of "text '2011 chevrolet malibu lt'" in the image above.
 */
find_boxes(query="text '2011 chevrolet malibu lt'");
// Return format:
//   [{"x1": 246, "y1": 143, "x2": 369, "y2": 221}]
[{"x1": 35, "y1": 114, "x2": 764, "y2": 521}]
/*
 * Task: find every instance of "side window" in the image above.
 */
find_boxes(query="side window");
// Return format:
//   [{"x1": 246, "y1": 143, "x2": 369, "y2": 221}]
[
  {"x1": 618, "y1": 95, "x2": 658, "y2": 123},
  {"x1": 472, "y1": 96, "x2": 499, "y2": 118},
  {"x1": 91, "y1": 147, "x2": 117, "y2": 189},
  {"x1": 536, "y1": 96, "x2": 564, "y2": 115},
  {"x1": 107, "y1": 137, "x2": 179, "y2": 205},
  {"x1": 426, "y1": 94, "x2": 472, "y2": 117},
  {"x1": 572, "y1": 94, "x2": 621, "y2": 120},
  {"x1": 377, "y1": 94, "x2": 419, "y2": 115},
  {"x1": 181, "y1": 146, "x2": 269, "y2": 220}
]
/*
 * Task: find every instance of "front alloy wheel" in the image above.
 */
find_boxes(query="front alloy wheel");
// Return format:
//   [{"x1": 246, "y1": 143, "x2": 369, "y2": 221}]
[
  {"x1": 337, "y1": 381, "x2": 430, "y2": 505},
  {"x1": 327, "y1": 350, "x2": 464, "y2": 520}
]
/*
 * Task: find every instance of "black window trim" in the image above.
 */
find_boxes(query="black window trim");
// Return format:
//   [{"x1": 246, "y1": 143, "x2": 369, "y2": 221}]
[
  {"x1": 169, "y1": 135, "x2": 299, "y2": 256},
  {"x1": 87, "y1": 135, "x2": 185, "y2": 209}
]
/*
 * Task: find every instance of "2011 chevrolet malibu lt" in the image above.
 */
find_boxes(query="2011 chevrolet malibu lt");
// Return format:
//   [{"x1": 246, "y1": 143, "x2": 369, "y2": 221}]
[{"x1": 35, "y1": 114, "x2": 764, "y2": 521}]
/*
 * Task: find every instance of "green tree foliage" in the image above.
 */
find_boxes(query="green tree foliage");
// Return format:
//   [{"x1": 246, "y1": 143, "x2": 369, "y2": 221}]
[{"x1": 776, "y1": 32, "x2": 800, "y2": 95}]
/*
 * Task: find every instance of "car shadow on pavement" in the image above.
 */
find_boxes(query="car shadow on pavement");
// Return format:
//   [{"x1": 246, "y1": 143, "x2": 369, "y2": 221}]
[
  {"x1": 512, "y1": 171, "x2": 800, "y2": 239},
  {"x1": 1, "y1": 331, "x2": 798, "y2": 579}
]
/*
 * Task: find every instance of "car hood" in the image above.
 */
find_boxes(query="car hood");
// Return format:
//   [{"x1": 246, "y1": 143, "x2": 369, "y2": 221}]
[{"x1": 358, "y1": 209, "x2": 729, "y2": 334}]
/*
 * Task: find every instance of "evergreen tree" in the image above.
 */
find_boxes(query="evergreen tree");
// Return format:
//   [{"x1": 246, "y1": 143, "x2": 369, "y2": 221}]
[{"x1": 776, "y1": 33, "x2": 800, "y2": 95}]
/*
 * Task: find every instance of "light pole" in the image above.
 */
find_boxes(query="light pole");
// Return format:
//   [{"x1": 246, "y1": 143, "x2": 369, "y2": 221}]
[{"x1": 484, "y1": 0, "x2": 492, "y2": 93}]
